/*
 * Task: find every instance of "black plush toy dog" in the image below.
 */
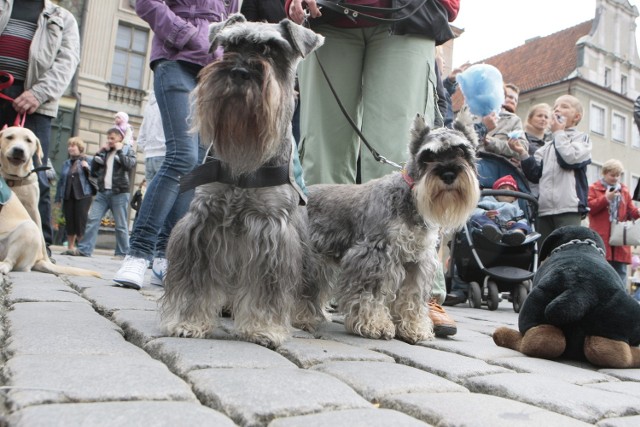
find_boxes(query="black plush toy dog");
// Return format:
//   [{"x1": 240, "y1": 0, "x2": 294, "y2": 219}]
[{"x1": 493, "y1": 225, "x2": 640, "y2": 368}]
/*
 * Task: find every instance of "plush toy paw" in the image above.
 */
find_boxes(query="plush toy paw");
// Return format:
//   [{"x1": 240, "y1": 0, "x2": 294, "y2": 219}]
[
  {"x1": 494, "y1": 324, "x2": 566, "y2": 359},
  {"x1": 493, "y1": 326, "x2": 523, "y2": 350},
  {"x1": 584, "y1": 336, "x2": 640, "y2": 368},
  {"x1": 520, "y1": 324, "x2": 566, "y2": 359}
]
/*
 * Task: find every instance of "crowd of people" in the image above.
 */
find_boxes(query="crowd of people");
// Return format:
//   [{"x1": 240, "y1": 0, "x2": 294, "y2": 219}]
[{"x1": 2, "y1": 0, "x2": 640, "y2": 346}]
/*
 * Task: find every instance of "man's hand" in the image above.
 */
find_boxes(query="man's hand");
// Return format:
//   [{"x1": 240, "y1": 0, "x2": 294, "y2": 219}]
[
  {"x1": 289, "y1": 0, "x2": 322, "y2": 25},
  {"x1": 114, "y1": 141, "x2": 124, "y2": 151},
  {"x1": 13, "y1": 90, "x2": 41, "y2": 115}
]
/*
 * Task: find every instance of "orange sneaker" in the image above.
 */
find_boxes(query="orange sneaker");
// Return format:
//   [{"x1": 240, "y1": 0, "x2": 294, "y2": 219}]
[{"x1": 429, "y1": 299, "x2": 457, "y2": 337}]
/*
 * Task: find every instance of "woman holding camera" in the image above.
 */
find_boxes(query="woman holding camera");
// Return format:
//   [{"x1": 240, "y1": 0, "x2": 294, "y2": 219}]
[
  {"x1": 588, "y1": 159, "x2": 640, "y2": 289},
  {"x1": 55, "y1": 137, "x2": 94, "y2": 255}
]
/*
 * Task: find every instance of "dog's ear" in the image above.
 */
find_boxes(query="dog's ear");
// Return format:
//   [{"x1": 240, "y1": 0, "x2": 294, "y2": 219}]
[
  {"x1": 34, "y1": 134, "x2": 43, "y2": 167},
  {"x1": 278, "y1": 19, "x2": 324, "y2": 58},
  {"x1": 409, "y1": 114, "x2": 429, "y2": 157},
  {"x1": 453, "y1": 106, "x2": 479, "y2": 148},
  {"x1": 208, "y1": 13, "x2": 247, "y2": 53}
]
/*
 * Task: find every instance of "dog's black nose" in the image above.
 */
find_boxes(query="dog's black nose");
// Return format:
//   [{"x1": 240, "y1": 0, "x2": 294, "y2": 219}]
[
  {"x1": 441, "y1": 171, "x2": 457, "y2": 185},
  {"x1": 230, "y1": 66, "x2": 251, "y2": 82},
  {"x1": 10, "y1": 147, "x2": 25, "y2": 158}
]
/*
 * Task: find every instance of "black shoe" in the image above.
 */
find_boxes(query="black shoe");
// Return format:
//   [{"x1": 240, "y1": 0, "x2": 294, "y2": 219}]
[
  {"x1": 481, "y1": 224, "x2": 502, "y2": 243},
  {"x1": 443, "y1": 293, "x2": 467, "y2": 306},
  {"x1": 502, "y1": 231, "x2": 526, "y2": 246}
]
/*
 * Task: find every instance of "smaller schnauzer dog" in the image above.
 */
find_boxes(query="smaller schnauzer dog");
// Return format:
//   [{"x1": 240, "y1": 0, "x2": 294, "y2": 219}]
[
  {"x1": 300, "y1": 115, "x2": 480, "y2": 343},
  {"x1": 160, "y1": 15, "x2": 324, "y2": 348}
]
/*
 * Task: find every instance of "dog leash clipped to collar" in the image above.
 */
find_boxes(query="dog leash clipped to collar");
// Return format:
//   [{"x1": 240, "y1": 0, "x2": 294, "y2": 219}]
[
  {"x1": 3, "y1": 165, "x2": 51, "y2": 187},
  {"x1": 313, "y1": 52, "x2": 402, "y2": 171},
  {"x1": 549, "y1": 238, "x2": 606, "y2": 258},
  {"x1": 0, "y1": 72, "x2": 27, "y2": 128}
]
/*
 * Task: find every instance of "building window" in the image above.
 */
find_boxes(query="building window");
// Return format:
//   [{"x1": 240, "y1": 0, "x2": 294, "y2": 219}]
[
  {"x1": 590, "y1": 104, "x2": 605, "y2": 135},
  {"x1": 604, "y1": 67, "x2": 612, "y2": 88},
  {"x1": 621, "y1": 74, "x2": 628, "y2": 96},
  {"x1": 111, "y1": 23, "x2": 148, "y2": 90},
  {"x1": 587, "y1": 163, "x2": 601, "y2": 185},
  {"x1": 612, "y1": 112, "x2": 626, "y2": 143}
]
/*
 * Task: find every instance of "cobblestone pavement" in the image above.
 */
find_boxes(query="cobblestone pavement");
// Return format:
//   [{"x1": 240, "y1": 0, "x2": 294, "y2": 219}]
[{"x1": 1, "y1": 250, "x2": 639, "y2": 426}]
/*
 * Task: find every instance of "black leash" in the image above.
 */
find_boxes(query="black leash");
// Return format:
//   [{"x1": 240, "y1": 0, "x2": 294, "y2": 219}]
[{"x1": 314, "y1": 51, "x2": 402, "y2": 170}]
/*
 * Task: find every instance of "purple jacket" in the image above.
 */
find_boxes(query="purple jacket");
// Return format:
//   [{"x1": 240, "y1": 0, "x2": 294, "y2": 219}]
[{"x1": 136, "y1": 0, "x2": 238, "y2": 67}]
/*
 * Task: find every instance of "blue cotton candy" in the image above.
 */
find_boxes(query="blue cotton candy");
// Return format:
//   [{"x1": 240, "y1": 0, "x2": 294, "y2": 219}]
[
  {"x1": 457, "y1": 64, "x2": 505, "y2": 117},
  {"x1": 508, "y1": 130, "x2": 523, "y2": 139}
]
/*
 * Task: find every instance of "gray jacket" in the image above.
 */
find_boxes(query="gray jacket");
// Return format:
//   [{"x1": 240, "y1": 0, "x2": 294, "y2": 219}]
[{"x1": 0, "y1": 0, "x2": 80, "y2": 118}]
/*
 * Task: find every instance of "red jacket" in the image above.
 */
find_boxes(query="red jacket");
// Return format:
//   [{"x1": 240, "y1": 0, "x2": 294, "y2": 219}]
[{"x1": 587, "y1": 181, "x2": 640, "y2": 264}]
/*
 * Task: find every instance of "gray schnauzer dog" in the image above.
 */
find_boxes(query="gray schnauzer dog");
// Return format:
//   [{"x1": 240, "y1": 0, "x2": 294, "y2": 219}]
[
  {"x1": 160, "y1": 15, "x2": 324, "y2": 348},
  {"x1": 301, "y1": 115, "x2": 480, "y2": 344}
]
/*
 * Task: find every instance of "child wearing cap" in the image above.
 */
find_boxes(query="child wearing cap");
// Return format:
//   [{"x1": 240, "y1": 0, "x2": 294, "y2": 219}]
[
  {"x1": 470, "y1": 174, "x2": 533, "y2": 246},
  {"x1": 114, "y1": 111, "x2": 134, "y2": 145}
]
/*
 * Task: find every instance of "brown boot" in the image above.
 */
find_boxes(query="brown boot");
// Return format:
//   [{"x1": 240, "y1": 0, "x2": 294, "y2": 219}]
[{"x1": 429, "y1": 299, "x2": 457, "y2": 337}]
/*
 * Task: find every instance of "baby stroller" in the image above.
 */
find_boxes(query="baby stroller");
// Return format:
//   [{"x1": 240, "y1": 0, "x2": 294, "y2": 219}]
[{"x1": 445, "y1": 152, "x2": 539, "y2": 313}]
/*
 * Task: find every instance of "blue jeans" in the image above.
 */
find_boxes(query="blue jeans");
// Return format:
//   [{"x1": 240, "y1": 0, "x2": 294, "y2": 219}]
[
  {"x1": 609, "y1": 261, "x2": 628, "y2": 291},
  {"x1": 77, "y1": 191, "x2": 130, "y2": 256},
  {"x1": 145, "y1": 155, "x2": 164, "y2": 183},
  {"x1": 128, "y1": 60, "x2": 199, "y2": 261}
]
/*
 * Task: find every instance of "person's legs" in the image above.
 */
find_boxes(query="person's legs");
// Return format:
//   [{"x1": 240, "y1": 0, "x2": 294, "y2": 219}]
[
  {"x1": 145, "y1": 156, "x2": 164, "y2": 183},
  {"x1": 76, "y1": 192, "x2": 110, "y2": 256},
  {"x1": 538, "y1": 213, "x2": 582, "y2": 245},
  {"x1": 298, "y1": 25, "x2": 365, "y2": 185},
  {"x1": 360, "y1": 27, "x2": 435, "y2": 182},
  {"x1": 608, "y1": 261, "x2": 629, "y2": 291},
  {"x1": 126, "y1": 60, "x2": 200, "y2": 262},
  {"x1": 111, "y1": 192, "x2": 130, "y2": 256}
]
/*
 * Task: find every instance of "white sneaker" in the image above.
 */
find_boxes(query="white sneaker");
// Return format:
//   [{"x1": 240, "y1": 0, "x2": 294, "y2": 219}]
[
  {"x1": 150, "y1": 257, "x2": 167, "y2": 287},
  {"x1": 113, "y1": 256, "x2": 148, "y2": 290}
]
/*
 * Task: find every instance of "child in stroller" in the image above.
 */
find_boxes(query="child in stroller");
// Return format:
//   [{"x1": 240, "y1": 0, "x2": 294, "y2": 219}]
[
  {"x1": 444, "y1": 152, "x2": 540, "y2": 312},
  {"x1": 470, "y1": 175, "x2": 537, "y2": 246}
]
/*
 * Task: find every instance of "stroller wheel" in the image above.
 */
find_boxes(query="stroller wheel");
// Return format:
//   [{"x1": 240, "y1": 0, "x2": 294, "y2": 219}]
[
  {"x1": 487, "y1": 281, "x2": 500, "y2": 311},
  {"x1": 512, "y1": 283, "x2": 528, "y2": 313},
  {"x1": 469, "y1": 281, "x2": 482, "y2": 308}
]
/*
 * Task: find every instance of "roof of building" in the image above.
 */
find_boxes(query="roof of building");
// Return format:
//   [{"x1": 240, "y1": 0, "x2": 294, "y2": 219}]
[{"x1": 452, "y1": 19, "x2": 595, "y2": 111}]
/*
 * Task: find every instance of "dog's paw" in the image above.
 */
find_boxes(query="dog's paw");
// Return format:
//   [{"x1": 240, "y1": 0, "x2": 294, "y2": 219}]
[
  {"x1": 394, "y1": 317, "x2": 434, "y2": 344},
  {"x1": 0, "y1": 262, "x2": 12, "y2": 275},
  {"x1": 345, "y1": 315, "x2": 396, "y2": 340},
  {"x1": 170, "y1": 322, "x2": 210, "y2": 339},
  {"x1": 238, "y1": 330, "x2": 287, "y2": 349}
]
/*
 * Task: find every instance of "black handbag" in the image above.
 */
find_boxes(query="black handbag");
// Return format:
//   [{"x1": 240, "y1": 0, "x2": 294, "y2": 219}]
[{"x1": 315, "y1": 0, "x2": 455, "y2": 45}]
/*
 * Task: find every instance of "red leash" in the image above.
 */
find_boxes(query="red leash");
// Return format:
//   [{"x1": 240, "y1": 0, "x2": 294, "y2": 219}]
[{"x1": 0, "y1": 71, "x2": 27, "y2": 128}]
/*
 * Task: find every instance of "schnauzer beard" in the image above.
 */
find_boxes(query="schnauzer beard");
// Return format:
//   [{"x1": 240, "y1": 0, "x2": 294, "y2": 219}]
[
  {"x1": 194, "y1": 59, "x2": 289, "y2": 176},
  {"x1": 413, "y1": 161, "x2": 480, "y2": 230}
]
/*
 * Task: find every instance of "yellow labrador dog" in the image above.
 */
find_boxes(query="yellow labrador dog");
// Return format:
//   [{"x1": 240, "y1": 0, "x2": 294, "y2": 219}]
[{"x1": 0, "y1": 127, "x2": 100, "y2": 277}]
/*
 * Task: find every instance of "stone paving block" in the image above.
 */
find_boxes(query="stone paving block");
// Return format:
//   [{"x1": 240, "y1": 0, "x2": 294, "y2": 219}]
[
  {"x1": 6, "y1": 302, "x2": 147, "y2": 357},
  {"x1": 375, "y1": 343, "x2": 512, "y2": 383},
  {"x1": 65, "y1": 275, "x2": 109, "y2": 290},
  {"x1": 586, "y1": 381, "x2": 640, "y2": 398},
  {"x1": 146, "y1": 337, "x2": 296, "y2": 375},
  {"x1": 81, "y1": 285, "x2": 158, "y2": 315},
  {"x1": 381, "y1": 392, "x2": 592, "y2": 427},
  {"x1": 7, "y1": 279, "x2": 86, "y2": 303},
  {"x1": 3, "y1": 355, "x2": 197, "y2": 411},
  {"x1": 596, "y1": 415, "x2": 640, "y2": 426},
  {"x1": 465, "y1": 372, "x2": 640, "y2": 423},
  {"x1": 111, "y1": 309, "x2": 168, "y2": 347},
  {"x1": 311, "y1": 361, "x2": 468, "y2": 402},
  {"x1": 314, "y1": 321, "x2": 417, "y2": 353},
  {"x1": 420, "y1": 336, "x2": 524, "y2": 361},
  {"x1": 490, "y1": 357, "x2": 619, "y2": 385},
  {"x1": 188, "y1": 367, "x2": 371, "y2": 426},
  {"x1": 8, "y1": 401, "x2": 236, "y2": 427},
  {"x1": 268, "y1": 408, "x2": 430, "y2": 427},
  {"x1": 599, "y1": 369, "x2": 640, "y2": 381},
  {"x1": 277, "y1": 337, "x2": 395, "y2": 368}
]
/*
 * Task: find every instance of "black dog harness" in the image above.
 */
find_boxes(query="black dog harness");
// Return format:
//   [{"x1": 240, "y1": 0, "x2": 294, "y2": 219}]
[{"x1": 180, "y1": 157, "x2": 290, "y2": 193}]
